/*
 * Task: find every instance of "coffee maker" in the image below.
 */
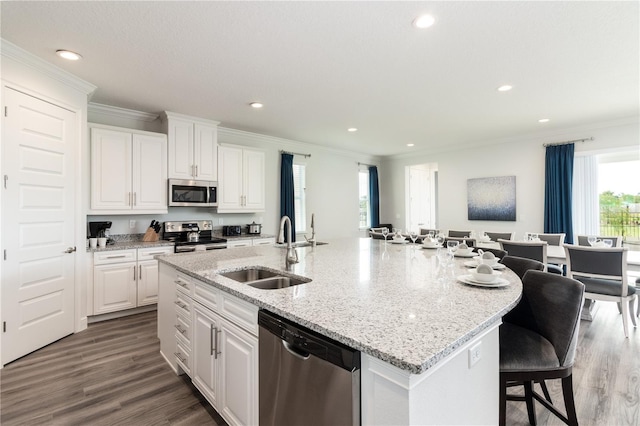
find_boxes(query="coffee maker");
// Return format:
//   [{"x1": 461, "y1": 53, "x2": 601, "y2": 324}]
[{"x1": 88, "y1": 221, "x2": 112, "y2": 242}]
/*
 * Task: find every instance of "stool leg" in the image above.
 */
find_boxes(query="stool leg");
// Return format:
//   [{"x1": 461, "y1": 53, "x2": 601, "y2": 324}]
[
  {"x1": 562, "y1": 375, "x2": 578, "y2": 426},
  {"x1": 499, "y1": 376, "x2": 507, "y2": 426},
  {"x1": 524, "y1": 380, "x2": 537, "y2": 425},
  {"x1": 539, "y1": 380, "x2": 552, "y2": 403}
]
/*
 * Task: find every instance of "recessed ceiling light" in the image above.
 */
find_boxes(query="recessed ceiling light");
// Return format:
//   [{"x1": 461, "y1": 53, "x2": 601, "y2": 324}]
[
  {"x1": 249, "y1": 102, "x2": 263, "y2": 109},
  {"x1": 407, "y1": 143, "x2": 415, "y2": 147},
  {"x1": 497, "y1": 85, "x2": 513, "y2": 92},
  {"x1": 347, "y1": 128, "x2": 358, "y2": 132},
  {"x1": 413, "y1": 14, "x2": 436, "y2": 29},
  {"x1": 538, "y1": 118, "x2": 550, "y2": 123},
  {"x1": 56, "y1": 49, "x2": 82, "y2": 61}
]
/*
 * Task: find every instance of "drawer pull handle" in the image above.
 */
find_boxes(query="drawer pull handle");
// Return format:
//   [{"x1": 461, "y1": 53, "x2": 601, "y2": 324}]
[
  {"x1": 147, "y1": 252, "x2": 166, "y2": 256},
  {"x1": 175, "y1": 280, "x2": 188, "y2": 287},
  {"x1": 175, "y1": 352, "x2": 186, "y2": 363},
  {"x1": 174, "y1": 301, "x2": 188, "y2": 310},
  {"x1": 175, "y1": 324, "x2": 186, "y2": 334},
  {"x1": 106, "y1": 255, "x2": 127, "y2": 259}
]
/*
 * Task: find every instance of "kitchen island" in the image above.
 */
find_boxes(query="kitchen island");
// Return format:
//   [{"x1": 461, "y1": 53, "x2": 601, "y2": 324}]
[{"x1": 157, "y1": 237, "x2": 522, "y2": 425}]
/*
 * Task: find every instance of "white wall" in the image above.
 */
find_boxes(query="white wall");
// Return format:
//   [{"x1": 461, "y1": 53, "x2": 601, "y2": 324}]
[
  {"x1": 380, "y1": 118, "x2": 640, "y2": 240},
  {"x1": 87, "y1": 106, "x2": 380, "y2": 240}
]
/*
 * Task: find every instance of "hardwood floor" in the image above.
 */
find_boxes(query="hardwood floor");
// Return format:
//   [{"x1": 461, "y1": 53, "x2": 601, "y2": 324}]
[{"x1": 1, "y1": 302, "x2": 638, "y2": 425}]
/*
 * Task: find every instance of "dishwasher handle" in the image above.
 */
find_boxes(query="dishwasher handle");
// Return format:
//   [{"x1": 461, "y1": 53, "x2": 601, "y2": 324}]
[{"x1": 282, "y1": 340, "x2": 310, "y2": 360}]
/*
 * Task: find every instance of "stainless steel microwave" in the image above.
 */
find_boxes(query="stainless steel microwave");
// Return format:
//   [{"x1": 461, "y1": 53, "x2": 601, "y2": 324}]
[{"x1": 168, "y1": 179, "x2": 218, "y2": 207}]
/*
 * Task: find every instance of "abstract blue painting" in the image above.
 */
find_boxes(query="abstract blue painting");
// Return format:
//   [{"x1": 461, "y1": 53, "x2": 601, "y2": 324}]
[{"x1": 467, "y1": 176, "x2": 516, "y2": 221}]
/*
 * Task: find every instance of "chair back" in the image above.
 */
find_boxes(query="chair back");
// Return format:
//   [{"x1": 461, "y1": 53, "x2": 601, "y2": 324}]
[
  {"x1": 499, "y1": 255, "x2": 544, "y2": 280},
  {"x1": 448, "y1": 230, "x2": 471, "y2": 238},
  {"x1": 526, "y1": 232, "x2": 565, "y2": 246},
  {"x1": 564, "y1": 245, "x2": 628, "y2": 295},
  {"x1": 419, "y1": 228, "x2": 439, "y2": 236},
  {"x1": 506, "y1": 271, "x2": 585, "y2": 368},
  {"x1": 485, "y1": 231, "x2": 514, "y2": 242},
  {"x1": 498, "y1": 239, "x2": 548, "y2": 264},
  {"x1": 576, "y1": 235, "x2": 622, "y2": 247},
  {"x1": 444, "y1": 237, "x2": 476, "y2": 248}
]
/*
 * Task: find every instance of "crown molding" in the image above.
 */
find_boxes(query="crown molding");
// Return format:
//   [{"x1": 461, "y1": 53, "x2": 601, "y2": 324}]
[
  {"x1": 89, "y1": 102, "x2": 159, "y2": 122},
  {"x1": 1, "y1": 38, "x2": 96, "y2": 96}
]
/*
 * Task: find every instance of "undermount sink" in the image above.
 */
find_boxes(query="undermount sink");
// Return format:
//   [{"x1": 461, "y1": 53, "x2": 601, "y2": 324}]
[
  {"x1": 274, "y1": 241, "x2": 328, "y2": 248},
  {"x1": 219, "y1": 267, "x2": 311, "y2": 290}
]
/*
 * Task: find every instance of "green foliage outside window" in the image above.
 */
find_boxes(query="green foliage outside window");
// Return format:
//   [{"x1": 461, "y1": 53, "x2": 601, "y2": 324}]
[{"x1": 599, "y1": 191, "x2": 640, "y2": 240}]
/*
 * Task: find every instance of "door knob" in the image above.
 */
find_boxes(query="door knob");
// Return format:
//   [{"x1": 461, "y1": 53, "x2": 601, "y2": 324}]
[{"x1": 64, "y1": 246, "x2": 76, "y2": 253}]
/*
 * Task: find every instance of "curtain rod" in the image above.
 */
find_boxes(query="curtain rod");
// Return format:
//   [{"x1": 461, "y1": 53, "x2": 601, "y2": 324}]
[
  {"x1": 358, "y1": 162, "x2": 376, "y2": 167},
  {"x1": 280, "y1": 150, "x2": 311, "y2": 158},
  {"x1": 543, "y1": 137, "x2": 594, "y2": 147}
]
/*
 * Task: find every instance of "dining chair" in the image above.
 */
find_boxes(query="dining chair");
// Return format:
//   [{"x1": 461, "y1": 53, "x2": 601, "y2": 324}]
[
  {"x1": 498, "y1": 239, "x2": 563, "y2": 274},
  {"x1": 576, "y1": 235, "x2": 623, "y2": 247},
  {"x1": 499, "y1": 270, "x2": 585, "y2": 426},
  {"x1": 419, "y1": 228, "x2": 439, "y2": 236},
  {"x1": 443, "y1": 237, "x2": 476, "y2": 248},
  {"x1": 474, "y1": 247, "x2": 508, "y2": 260},
  {"x1": 499, "y1": 255, "x2": 545, "y2": 280},
  {"x1": 564, "y1": 244, "x2": 636, "y2": 337},
  {"x1": 484, "y1": 231, "x2": 514, "y2": 242},
  {"x1": 526, "y1": 232, "x2": 566, "y2": 246},
  {"x1": 447, "y1": 230, "x2": 472, "y2": 238}
]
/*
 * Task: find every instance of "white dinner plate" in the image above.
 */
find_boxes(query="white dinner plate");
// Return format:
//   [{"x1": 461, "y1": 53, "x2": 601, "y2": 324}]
[
  {"x1": 421, "y1": 244, "x2": 442, "y2": 249},
  {"x1": 463, "y1": 261, "x2": 506, "y2": 270},
  {"x1": 390, "y1": 239, "x2": 408, "y2": 244},
  {"x1": 457, "y1": 274, "x2": 510, "y2": 288},
  {"x1": 454, "y1": 252, "x2": 476, "y2": 258}
]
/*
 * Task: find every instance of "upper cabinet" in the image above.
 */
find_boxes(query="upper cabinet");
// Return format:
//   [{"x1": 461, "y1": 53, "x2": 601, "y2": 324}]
[
  {"x1": 90, "y1": 123, "x2": 167, "y2": 214},
  {"x1": 217, "y1": 145, "x2": 265, "y2": 213},
  {"x1": 162, "y1": 111, "x2": 220, "y2": 181}
]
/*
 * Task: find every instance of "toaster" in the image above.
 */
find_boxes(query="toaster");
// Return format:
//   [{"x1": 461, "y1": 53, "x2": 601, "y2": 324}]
[{"x1": 222, "y1": 225, "x2": 242, "y2": 236}]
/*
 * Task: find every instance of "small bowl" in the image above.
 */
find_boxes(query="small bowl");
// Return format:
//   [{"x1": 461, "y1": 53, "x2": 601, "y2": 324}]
[
  {"x1": 422, "y1": 241, "x2": 440, "y2": 248},
  {"x1": 471, "y1": 265, "x2": 498, "y2": 283},
  {"x1": 457, "y1": 248, "x2": 473, "y2": 256}
]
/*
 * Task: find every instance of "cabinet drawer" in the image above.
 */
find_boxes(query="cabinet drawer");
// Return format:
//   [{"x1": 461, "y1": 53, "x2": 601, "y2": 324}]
[
  {"x1": 175, "y1": 312, "x2": 192, "y2": 347},
  {"x1": 174, "y1": 291, "x2": 192, "y2": 318},
  {"x1": 138, "y1": 246, "x2": 173, "y2": 261},
  {"x1": 175, "y1": 340, "x2": 191, "y2": 377},
  {"x1": 175, "y1": 271, "x2": 194, "y2": 296},
  {"x1": 194, "y1": 281, "x2": 220, "y2": 312},
  {"x1": 227, "y1": 240, "x2": 252, "y2": 249},
  {"x1": 221, "y1": 292, "x2": 259, "y2": 336},
  {"x1": 94, "y1": 249, "x2": 137, "y2": 265},
  {"x1": 253, "y1": 237, "x2": 275, "y2": 246}
]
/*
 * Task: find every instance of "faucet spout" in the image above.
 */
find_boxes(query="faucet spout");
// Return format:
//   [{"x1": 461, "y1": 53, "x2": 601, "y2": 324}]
[
  {"x1": 279, "y1": 215, "x2": 299, "y2": 266},
  {"x1": 304, "y1": 213, "x2": 316, "y2": 246}
]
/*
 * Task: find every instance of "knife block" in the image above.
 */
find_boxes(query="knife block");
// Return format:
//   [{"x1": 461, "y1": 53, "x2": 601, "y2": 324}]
[{"x1": 142, "y1": 227, "x2": 159, "y2": 242}]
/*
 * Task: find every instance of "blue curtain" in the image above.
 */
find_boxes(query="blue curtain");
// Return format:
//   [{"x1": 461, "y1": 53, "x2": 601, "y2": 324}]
[
  {"x1": 544, "y1": 143, "x2": 575, "y2": 243},
  {"x1": 369, "y1": 166, "x2": 380, "y2": 228},
  {"x1": 280, "y1": 153, "x2": 296, "y2": 242}
]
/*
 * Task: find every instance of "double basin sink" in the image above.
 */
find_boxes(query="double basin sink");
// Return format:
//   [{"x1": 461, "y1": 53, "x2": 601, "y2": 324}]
[{"x1": 220, "y1": 267, "x2": 311, "y2": 290}]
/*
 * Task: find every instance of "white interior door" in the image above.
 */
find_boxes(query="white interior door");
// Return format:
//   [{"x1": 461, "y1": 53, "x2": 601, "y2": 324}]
[
  {"x1": 1, "y1": 88, "x2": 76, "y2": 365},
  {"x1": 406, "y1": 164, "x2": 437, "y2": 232}
]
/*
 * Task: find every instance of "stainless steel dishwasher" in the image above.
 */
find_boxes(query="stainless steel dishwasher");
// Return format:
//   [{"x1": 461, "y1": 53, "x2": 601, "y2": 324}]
[{"x1": 258, "y1": 310, "x2": 361, "y2": 426}]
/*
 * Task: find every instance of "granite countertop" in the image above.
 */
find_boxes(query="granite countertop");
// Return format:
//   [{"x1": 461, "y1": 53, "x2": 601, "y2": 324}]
[
  {"x1": 87, "y1": 240, "x2": 175, "y2": 253},
  {"x1": 156, "y1": 237, "x2": 522, "y2": 374},
  {"x1": 219, "y1": 234, "x2": 276, "y2": 241}
]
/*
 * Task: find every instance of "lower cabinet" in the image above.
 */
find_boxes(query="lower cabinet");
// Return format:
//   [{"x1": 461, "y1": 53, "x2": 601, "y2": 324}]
[{"x1": 159, "y1": 263, "x2": 258, "y2": 426}]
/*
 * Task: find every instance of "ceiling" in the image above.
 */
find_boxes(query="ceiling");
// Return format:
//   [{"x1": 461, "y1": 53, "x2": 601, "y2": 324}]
[{"x1": 2, "y1": 1, "x2": 638, "y2": 157}]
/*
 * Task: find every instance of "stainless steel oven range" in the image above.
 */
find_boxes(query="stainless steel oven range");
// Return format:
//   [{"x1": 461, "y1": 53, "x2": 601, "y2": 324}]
[{"x1": 163, "y1": 220, "x2": 227, "y2": 253}]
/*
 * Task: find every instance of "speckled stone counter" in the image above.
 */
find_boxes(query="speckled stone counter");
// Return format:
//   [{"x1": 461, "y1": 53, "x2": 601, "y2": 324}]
[
  {"x1": 157, "y1": 237, "x2": 522, "y2": 374},
  {"x1": 87, "y1": 240, "x2": 174, "y2": 253}
]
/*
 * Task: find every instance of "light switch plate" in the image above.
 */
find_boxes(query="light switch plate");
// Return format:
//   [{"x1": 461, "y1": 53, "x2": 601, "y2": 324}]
[{"x1": 468, "y1": 342, "x2": 482, "y2": 368}]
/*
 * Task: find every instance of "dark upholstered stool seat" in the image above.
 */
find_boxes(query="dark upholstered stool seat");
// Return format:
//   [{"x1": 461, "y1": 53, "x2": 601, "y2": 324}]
[
  {"x1": 500, "y1": 323, "x2": 559, "y2": 372},
  {"x1": 580, "y1": 277, "x2": 637, "y2": 297}
]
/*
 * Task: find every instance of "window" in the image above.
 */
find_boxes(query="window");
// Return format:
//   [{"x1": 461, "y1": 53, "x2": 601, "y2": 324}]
[
  {"x1": 359, "y1": 170, "x2": 370, "y2": 228},
  {"x1": 293, "y1": 163, "x2": 306, "y2": 233}
]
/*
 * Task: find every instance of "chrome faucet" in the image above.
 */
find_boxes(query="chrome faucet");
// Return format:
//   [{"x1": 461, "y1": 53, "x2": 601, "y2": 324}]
[
  {"x1": 304, "y1": 213, "x2": 316, "y2": 246},
  {"x1": 278, "y1": 215, "x2": 299, "y2": 266}
]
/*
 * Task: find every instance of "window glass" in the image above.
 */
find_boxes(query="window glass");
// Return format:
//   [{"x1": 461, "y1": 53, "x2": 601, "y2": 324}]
[
  {"x1": 359, "y1": 170, "x2": 370, "y2": 228},
  {"x1": 598, "y1": 157, "x2": 640, "y2": 244},
  {"x1": 293, "y1": 163, "x2": 306, "y2": 233}
]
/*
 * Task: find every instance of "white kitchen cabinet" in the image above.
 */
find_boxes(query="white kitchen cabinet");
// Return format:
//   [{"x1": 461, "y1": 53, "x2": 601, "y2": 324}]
[
  {"x1": 162, "y1": 111, "x2": 220, "y2": 181},
  {"x1": 158, "y1": 264, "x2": 259, "y2": 426},
  {"x1": 226, "y1": 240, "x2": 252, "y2": 249},
  {"x1": 90, "y1": 124, "x2": 167, "y2": 214},
  {"x1": 93, "y1": 246, "x2": 173, "y2": 314},
  {"x1": 217, "y1": 145, "x2": 265, "y2": 213},
  {"x1": 252, "y1": 237, "x2": 276, "y2": 246},
  {"x1": 226, "y1": 237, "x2": 275, "y2": 249}
]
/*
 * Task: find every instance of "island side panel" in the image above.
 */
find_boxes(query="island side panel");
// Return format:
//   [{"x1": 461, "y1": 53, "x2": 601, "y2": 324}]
[
  {"x1": 158, "y1": 262, "x2": 178, "y2": 373},
  {"x1": 361, "y1": 323, "x2": 500, "y2": 425}
]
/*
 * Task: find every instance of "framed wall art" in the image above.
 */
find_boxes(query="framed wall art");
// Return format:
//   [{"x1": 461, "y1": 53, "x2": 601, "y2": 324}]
[{"x1": 467, "y1": 176, "x2": 516, "y2": 221}]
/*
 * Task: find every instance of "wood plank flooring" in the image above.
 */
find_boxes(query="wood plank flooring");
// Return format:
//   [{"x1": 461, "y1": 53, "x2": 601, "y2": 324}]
[{"x1": 1, "y1": 302, "x2": 639, "y2": 425}]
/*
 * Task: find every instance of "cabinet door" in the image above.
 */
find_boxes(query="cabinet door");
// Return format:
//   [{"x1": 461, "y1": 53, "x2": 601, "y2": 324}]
[
  {"x1": 132, "y1": 133, "x2": 168, "y2": 211},
  {"x1": 219, "y1": 319, "x2": 259, "y2": 426},
  {"x1": 167, "y1": 118, "x2": 195, "y2": 179},
  {"x1": 194, "y1": 123, "x2": 218, "y2": 181},
  {"x1": 193, "y1": 305, "x2": 221, "y2": 408},
  {"x1": 218, "y1": 146, "x2": 244, "y2": 210},
  {"x1": 243, "y1": 149, "x2": 265, "y2": 211},
  {"x1": 137, "y1": 260, "x2": 159, "y2": 306},
  {"x1": 90, "y1": 127, "x2": 132, "y2": 210},
  {"x1": 93, "y1": 262, "x2": 137, "y2": 314}
]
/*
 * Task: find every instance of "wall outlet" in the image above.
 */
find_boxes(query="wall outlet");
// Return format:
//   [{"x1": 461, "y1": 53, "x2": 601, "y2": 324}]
[
  {"x1": 468, "y1": 342, "x2": 482, "y2": 368},
  {"x1": 218, "y1": 218, "x2": 224, "y2": 226},
  {"x1": 129, "y1": 220, "x2": 136, "y2": 229}
]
